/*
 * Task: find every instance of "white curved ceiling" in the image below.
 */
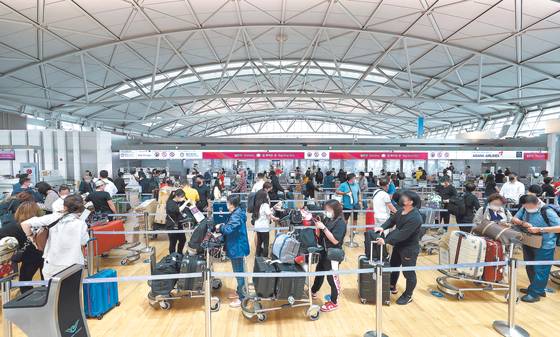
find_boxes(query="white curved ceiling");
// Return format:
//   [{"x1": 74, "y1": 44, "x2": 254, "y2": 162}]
[{"x1": 1, "y1": 0, "x2": 560, "y2": 138}]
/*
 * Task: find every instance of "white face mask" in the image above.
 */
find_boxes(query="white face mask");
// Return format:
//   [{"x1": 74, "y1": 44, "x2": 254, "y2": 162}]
[
  {"x1": 325, "y1": 211, "x2": 333, "y2": 219},
  {"x1": 526, "y1": 207, "x2": 539, "y2": 214},
  {"x1": 489, "y1": 204, "x2": 502, "y2": 212}
]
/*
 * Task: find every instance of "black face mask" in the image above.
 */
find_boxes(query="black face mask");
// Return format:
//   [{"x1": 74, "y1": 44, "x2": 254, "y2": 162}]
[{"x1": 398, "y1": 199, "x2": 410, "y2": 207}]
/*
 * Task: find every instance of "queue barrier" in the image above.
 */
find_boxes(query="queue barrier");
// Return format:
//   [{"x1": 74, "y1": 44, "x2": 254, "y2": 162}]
[{"x1": 6, "y1": 255, "x2": 559, "y2": 337}]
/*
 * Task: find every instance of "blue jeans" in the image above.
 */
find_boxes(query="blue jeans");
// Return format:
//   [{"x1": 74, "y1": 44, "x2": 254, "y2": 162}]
[
  {"x1": 522, "y1": 246, "x2": 554, "y2": 297},
  {"x1": 230, "y1": 257, "x2": 246, "y2": 299}
]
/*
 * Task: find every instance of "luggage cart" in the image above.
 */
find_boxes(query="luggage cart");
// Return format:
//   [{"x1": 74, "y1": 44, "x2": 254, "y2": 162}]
[
  {"x1": 147, "y1": 241, "x2": 223, "y2": 311},
  {"x1": 88, "y1": 218, "x2": 147, "y2": 266},
  {"x1": 241, "y1": 249, "x2": 322, "y2": 322},
  {"x1": 419, "y1": 208, "x2": 442, "y2": 255},
  {"x1": 436, "y1": 241, "x2": 514, "y2": 301}
]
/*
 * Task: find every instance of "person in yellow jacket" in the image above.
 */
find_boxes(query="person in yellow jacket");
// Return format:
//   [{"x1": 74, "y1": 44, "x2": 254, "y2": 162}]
[{"x1": 182, "y1": 182, "x2": 200, "y2": 205}]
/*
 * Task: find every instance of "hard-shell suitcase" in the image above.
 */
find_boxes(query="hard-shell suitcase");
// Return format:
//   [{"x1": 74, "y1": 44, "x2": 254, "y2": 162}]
[
  {"x1": 177, "y1": 255, "x2": 205, "y2": 291},
  {"x1": 90, "y1": 220, "x2": 127, "y2": 256},
  {"x1": 438, "y1": 231, "x2": 452, "y2": 271},
  {"x1": 253, "y1": 257, "x2": 277, "y2": 298},
  {"x1": 274, "y1": 263, "x2": 306, "y2": 300},
  {"x1": 449, "y1": 231, "x2": 486, "y2": 278},
  {"x1": 272, "y1": 233, "x2": 300, "y2": 263},
  {"x1": 482, "y1": 239, "x2": 505, "y2": 283},
  {"x1": 150, "y1": 253, "x2": 182, "y2": 296},
  {"x1": 212, "y1": 202, "x2": 229, "y2": 225},
  {"x1": 358, "y1": 255, "x2": 390, "y2": 305},
  {"x1": 83, "y1": 269, "x2": 119, "y2": 319},
  {"x1": 364, "y1": 231, "x2": 388, "y2": 261},
  {"x1": 365, "y1": 208, "x2": 375, "y2": 230}
]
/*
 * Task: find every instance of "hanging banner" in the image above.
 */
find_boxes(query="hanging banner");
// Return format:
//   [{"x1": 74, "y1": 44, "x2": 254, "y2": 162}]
[
  {"x1": 202, "y1": 151, "x2": 305, "y2": 160},
  {"x1": 119, "y1": 150, "x2": 202, "y2": 160},
  {"x1": 304, "y1": 151, "x2": 330, "y2": 160},
  {"x1": 329, "y1": 152, "x2": 428, "y2": 160},
  {"x1": 0, "y1": 150, "x2": 15, "y2": 160},
  {"x1": 523, "y1": 152, "x2": 548, "y2": 160}
]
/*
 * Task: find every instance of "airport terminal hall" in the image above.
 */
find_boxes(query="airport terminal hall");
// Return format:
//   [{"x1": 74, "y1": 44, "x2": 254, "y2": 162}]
[{"x1": 3, "y1": 0, "x2": 560, "y2": 336}]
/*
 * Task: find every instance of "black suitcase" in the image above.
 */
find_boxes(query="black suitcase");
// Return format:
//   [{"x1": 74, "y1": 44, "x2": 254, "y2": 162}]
[
  {"x1": 358, "y1": 255, "x2": 390, "y2": 305},
  {"x1": 275, "y1": 263, "x2": 306, "y2": 300},
  {"x1": 177, "y1": 255, "x2": 205, "y2": 291},
  {"x1": 364, "y1": 231, "x2": 389, "y2": 261},
  {"x1": 150, "y1": 253, "x2": 182, "y2": 296},
  {"x1": 253, "y1": 257, "x2": 277, "y2": 298}
]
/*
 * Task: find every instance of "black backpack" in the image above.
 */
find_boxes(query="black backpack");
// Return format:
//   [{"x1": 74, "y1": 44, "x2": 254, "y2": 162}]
[
  {"x1": 246, "y1": 192, "x2": 257, "y2": 213},
  {"x1": 537, "y1": 205, "x2": 560, "y2": 246},
  {"x1": 188, "y1": 219, "x2": 212, "y2": 253},
  {"x1": 448, "y1": 193, "x2": 467, "y2": 217}
]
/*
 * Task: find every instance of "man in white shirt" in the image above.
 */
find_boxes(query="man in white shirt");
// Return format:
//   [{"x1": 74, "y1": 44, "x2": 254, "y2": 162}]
[
  {"x1": 499, "y1": 172, "x2": 526, "y2": 203},
  {"x1": 97, "y1": 170, "x2": 118, "y2": 197},
  {"x1": 372, "y1": 180, "x2": 397, "y2": 225},
  {"x1": 51, "y1": 185, "x2": 71, "y2": 214},
  {"x1": 251, "y1": 172, "x2": 266, "y2": 193}
]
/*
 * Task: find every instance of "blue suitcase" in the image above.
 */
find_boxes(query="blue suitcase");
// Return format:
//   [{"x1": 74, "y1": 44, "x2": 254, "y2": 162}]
[
  {"x1": 83, "y1": 269, "x2": 119, "y2": 319},
  {"x1": 212, "y1": 201, "x2": 230, "y2": 225}
]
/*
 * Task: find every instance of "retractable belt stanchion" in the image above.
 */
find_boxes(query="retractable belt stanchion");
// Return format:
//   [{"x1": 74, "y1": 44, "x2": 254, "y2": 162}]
[
  {"x1": 1, "y1": 277, "x2": 13, "y2": 337},
  {"x1": 492, "y1": 243, "x2": 529, "y2": 337},
  {"x1": 365, "y1": 244, "x2": 388, "y2": 337},
  {"x1": 204, "y1": 250, "x2": 212, "y2": 337},
  {"x1": 141, "y1": 212, "x2": 152, "y2": 254}
]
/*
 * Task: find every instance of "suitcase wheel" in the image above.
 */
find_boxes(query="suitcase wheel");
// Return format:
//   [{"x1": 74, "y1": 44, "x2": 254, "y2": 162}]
[
  {"x1": 96, "y1": 314, "x2": 104, "y2": 320},
  {"x1": 456, "y1": 293, "x2": 464, "y2": 301},
  {"x1": 306, "y1": 305, "x2": 320, "y2": 321},
  {"x1": 257, "y1": 313, "x2": 268, "y2": 322},
  {"x1": 211, "y1": 278, "x2": 222, "y2": 290},
  {"x1": 159, "y1": 301, "x2": 172, "y2": 310},
  {"x1": 210, "y1": 297, "x2": 220, "y2": 312},
  {"x1": 360, "y1": 298, "x2": 367, "y2": 304}
]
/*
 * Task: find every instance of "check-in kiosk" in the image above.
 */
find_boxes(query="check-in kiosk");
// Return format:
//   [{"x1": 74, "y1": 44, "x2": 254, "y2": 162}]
[{"x1": 3, "y1": 264, "x2": 91, "y2": 337}]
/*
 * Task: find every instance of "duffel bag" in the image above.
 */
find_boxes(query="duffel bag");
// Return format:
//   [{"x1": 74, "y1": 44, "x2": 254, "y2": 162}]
[
  {"x1": 272, "y1": 233, "x2": 300, "y2": 263},
  {"x1": 473, "y1": 221, "x2": 522, "y2": 245},
  {"x1": 150, "y1": 253, "x2": 182, "y2": 296}
]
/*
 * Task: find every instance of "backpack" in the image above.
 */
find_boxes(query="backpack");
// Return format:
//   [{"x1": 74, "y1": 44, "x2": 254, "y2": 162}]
[
  {"x1": 271, "y1": 233, "x2": 300, "y2": 263},
  {"x1": 0, "y1": 200, "x2": 16, "y2": 228},
  {"x1": 246, "y1": 192, "x2": 257, "y2": 213},
  {"x1": 448, "y1": 193, "x2": 466, "y2": 217},
  {"x1": 537, "y1": 205, "x2": 560, "y2": 246}
]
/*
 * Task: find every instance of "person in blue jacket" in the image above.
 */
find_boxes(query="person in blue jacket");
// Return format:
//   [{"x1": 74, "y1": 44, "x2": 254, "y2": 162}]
[
  {"x1": 512, "y1": 194, "x2": 560, "y2": 303},
  {"x1": 216, "y1": 194, "x2": 249, "y2": 308}
]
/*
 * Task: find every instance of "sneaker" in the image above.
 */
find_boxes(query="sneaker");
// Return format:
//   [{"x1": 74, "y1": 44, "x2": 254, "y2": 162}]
[
  {"x1": 320, "y1": 301, "x2": 338, "y2": 312},
  {"x1": 390, "y1": 286, "x2": 398, "y2": 295},
  {"x1": 520, "y1": 288, "x2": 546, "y2": 297},
  {"x1": 520, "y1": 294, "x2": 540, "y2": 303},
  {"x1": 227, "y1": 293, "x2": 239, "y2": 300},
  {"x1": 311, "y1": 293, "x2": 318, "y2": 299},
  {"x1": 396, "y1": 294, "x2": 413, "y2": 305},
  {"x1": 229, "y1": 299, "x2": 242, "y2": 308}
]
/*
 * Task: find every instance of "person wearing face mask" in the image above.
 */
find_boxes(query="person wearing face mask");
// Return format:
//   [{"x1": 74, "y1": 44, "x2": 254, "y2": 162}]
[
  {"x1": 165, "y1": 189, "x2": 189, "y2": 254},
  {"x1": 373, "y1": 190, "x2": 423, "y2": 305},
  {"x1": 79, "y1": 173, "x2": 95, "y2": 195},
  {"x1": 311, "y1": 199, "x2": 347, "y2": 312},
  {"x1": 436, "y1": 177, "x2": 457, "y2": 225},
  {"x1": 473, "y1": 193, "x2": 513, "y2": 229},
  {"x1": 253, "y1": 183, "x2": 279, "y2": 257},
  {"x1": 499, "y1": 172, "x2": 525, "y2": 205},
  {"x1": 215, "y1": 195, "x2": 249, "y2": 308},
  {"x1": 193, "y1": 175, "x2": 210, "y2": 212},
  {"x1": 336, "y1": 173, "x2": 361, "y2": 231},
  {"x1": 511, "y1": 195, "x2": 560, "y2": 302},
  {"x1": 51, "y1": 185, "x2": 71, "y2": 214}
]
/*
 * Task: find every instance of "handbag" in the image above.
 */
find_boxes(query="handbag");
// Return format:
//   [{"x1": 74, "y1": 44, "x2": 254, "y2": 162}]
[
  {"x1": 520, "y1": 231, "x2": 543, "y2": 248},
  {"x1": 32, "y1": 216, "x2": 64, "y2": 252},
  {"x1": 327, "y1": 247, "x2": 345, "y2": 262}
]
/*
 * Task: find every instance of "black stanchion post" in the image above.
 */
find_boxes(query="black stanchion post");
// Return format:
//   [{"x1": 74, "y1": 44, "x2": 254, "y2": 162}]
[{"x1": 492, "y1": 256, "x2": 529, "y2": 337}]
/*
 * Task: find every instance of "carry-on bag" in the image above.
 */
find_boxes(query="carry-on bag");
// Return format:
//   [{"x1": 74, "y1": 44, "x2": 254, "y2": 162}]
[
  {"x1": 271, "y1": 233, "x2": 300, "y2": 263},
  {"x1": 274, "y1": 263, "x2": 306, "y2": 300},
  {"x1": 448, "y1": 231, "x2": 486, "y2": 278},
  {"x1": 364, "y1": 231, "x2": 388, "y2": 261},
  {"x1": 90, "y1": 220, "x2": 127, "y2": 256},
  {"x1": 358, "y1": 255, "x2": 391, "y2": 305},
  {"x1": 295, "y1": 227, "x2": 318, "y2": 254},
  {"x1": 188, "y1": 219, "x2": 212, "y2": 254},
  {"x1": 253, "y1": 257, "x2": 277, "y2": 298},
  {"x1": 150, "y1": 253, "x2": 182, "y2": 296},
  {"x1": 83, "y1": 269, "x2": 119, "y2": 319},
  {"x1": 482, "y1": 239, "x2": 505, "y2": 283},
  {"x1": 176, "y1": 255, "x2": 205, "y2": 291},
  {"x1": 473, "y1": 221, "x2": 522, "y2": 245}
]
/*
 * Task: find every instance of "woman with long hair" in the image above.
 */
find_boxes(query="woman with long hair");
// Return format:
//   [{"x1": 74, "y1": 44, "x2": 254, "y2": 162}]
[
  {"x1": 165, "y1": 189, "x2": 188, "y2": 254},
  {"x1": 253, "y1": 182, "x2": 279, "y2": 257}
]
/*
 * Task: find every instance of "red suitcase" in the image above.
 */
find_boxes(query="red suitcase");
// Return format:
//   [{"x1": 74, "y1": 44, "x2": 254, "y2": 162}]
[
  {"x1": 482, "y1": 238, "x2": 504, "y2": 282},
  {"x1": 365, "y1": 208, "x2": 375, "y2": 230},
  {"x1": 91, "y1": 220, "x2": 127, "y2": 256}
]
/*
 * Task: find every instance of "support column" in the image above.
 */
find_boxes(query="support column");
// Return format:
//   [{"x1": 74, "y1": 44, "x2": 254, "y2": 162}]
[
  {"x1": 504, "y1": 109, "x2": 525, "y2": 138},
  {"x1": 547, "y1": 134, "x2": 560, "y2": 177}
]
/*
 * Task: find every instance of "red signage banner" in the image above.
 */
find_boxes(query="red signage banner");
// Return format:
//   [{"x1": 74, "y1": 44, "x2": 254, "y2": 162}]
[
  {"x1": 523, "y1": 152, "x2": 548, "y2": 160},
  {"x1": 0, "y1": 150, "x2": 15, "y2": 160},
  {"x1": 329, "y1": 152, "x2": 428, "y2": 160},
  {"x1": 202, "y1": 151, "x2": 305, "y2": 160}
]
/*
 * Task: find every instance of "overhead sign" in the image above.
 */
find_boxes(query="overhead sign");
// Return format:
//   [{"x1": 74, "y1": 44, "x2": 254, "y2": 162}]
[
  {"x1": 0, "y1": 150, "x2": 15, "y2": 160},
  {"x1": 119, "y1": 150, "x2": 202, "y2": 160},
  {"x1": 523, "y1": 152, "x2": 548, "y2": 160},
  {"x1": 428, "y1": 151, "x2": 546, "y2": 160},
  {"x1": 202, "y1": 151, "x2": 305, "y2": 160},
  {"x1": 329, "y1": 152, "x2": 428, "y2": 160},
  {"x1": 304, "y1": 151, "x2": 330, "y2": 160}
]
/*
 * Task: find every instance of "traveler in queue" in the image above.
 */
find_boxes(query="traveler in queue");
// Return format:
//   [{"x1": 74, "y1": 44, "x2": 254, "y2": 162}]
[
  {"x1": 193, "y1": 175, "x2": 210, "y2": 212},
  {"x1": 511, "y1": 194, "x2": 560, "y2": 302},
  {"x1": 253, "y1": 182, "x2": 279, "y2": 257},
  {"x1": 79, "y1": 172, "x2": 95, "y2": 195},
  {"x1": 473, "y1": 193, "x2": 513, "y2": 230},
  {"x1": 484, "y1": 175, "x2": 499, "y2": 205},
  {"x1": 51, "y1": 185, "x2": 70, "y2": 214},
  {"x1": 499, "y1": 172, "x2": 525, "y2": 206},
  {"x1": 21, "y1": 194, "x2": 89, "y2": 280},
  {"x1": 0, "y1": 201, "x2": 44, "y2": 293},
  {"x1": 372, "y1": 179, "x2": 397, "y2": 226},
  {"x1": 311, "y1": 199, "x2": 347, "y2": 312},
  {"x1": 436, "y1": 177, "x2": 456, "y2": 225},
  {"x1": 97, "y1": 170, "x2": 118, "y2": 197},
  {"x1": 36, "y1": 182, "x2": 59, "y2": 214},
  {"x1": 165, "y1": 189, "x2": 189, "y2": 254},
  {"x1": 374, "y1": 190, "x2": 423, "y2": 305},
  {"x1": 456, "y1": 183, "x2": 480, "y2": 232},
  {"x1": 215, "y1": 195, "x2": 249, "y2": 308},
  {"x1": 85, "y1": 180, "x2": 116, "y2": 217},
  {"x1": 336, "y1": 173, "x2": 361, "y2": 231}
]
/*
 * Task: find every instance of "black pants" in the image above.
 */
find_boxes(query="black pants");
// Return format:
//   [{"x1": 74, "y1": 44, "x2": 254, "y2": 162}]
[
  {"x1": 168, "y1": 233, "x2": 186, "y2": 254},
  {"x1": 440, "y1": 205, "x2": 451, "y2": 224},
  {"x1": 255, "y1": 232, "x2": 270, "y2": 257},
  {"x1": 19, "y1": 257, "x2": 44, "y2": 294},
  {"x1": 311, "y1": 253, "x2": 341, "y2": 304},
  {"x1": 390, "y1": 245, "x2": 419, "y2": 297}
]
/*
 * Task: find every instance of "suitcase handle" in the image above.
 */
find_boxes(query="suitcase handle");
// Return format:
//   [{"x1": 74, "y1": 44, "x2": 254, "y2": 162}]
[{"x1": 369, "y1": 240, "x2": 384, "y2": 265}]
